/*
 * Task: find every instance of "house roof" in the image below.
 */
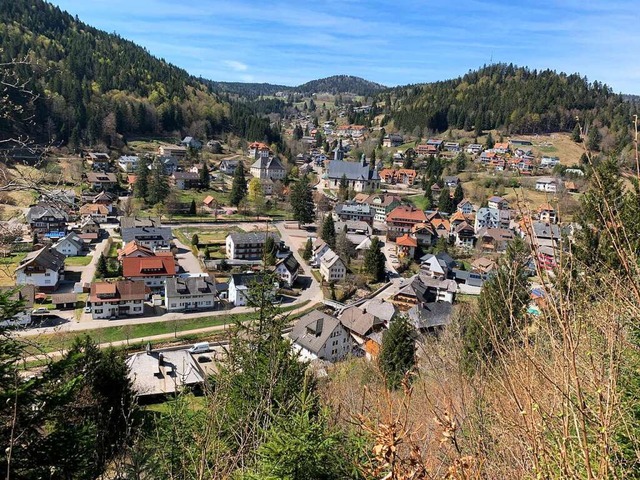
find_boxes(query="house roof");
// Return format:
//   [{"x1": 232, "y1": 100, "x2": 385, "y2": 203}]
[
  {"x1": 89, "y1": 279, "x2": 149, "y2": 303},
  {"x1": 230, "y1": 272, "x2": 270, "y2": 288},
  {"x1": 538, "y1": 203, "x2": 555, "y2": 212},
  {"x1": 408, "y1": 302, "x2": 453, "y2": 330},
  {"x1": 313, "y1": 238, "x2": 328, "y2": 254},
  {"x1": 122, "y1": 256, "x2": 176, "y2": 277},
  {"x1": 320, "y1": 249, "x2": 344, "y2": 269},
  {"x1": 227, "y1": 231, "x2": 278, "y2": 245},
  {"x1": 165, "y1": 276, "x2": 217, "y2": 298},
  {"x1": 386, "y1": 205, "x2": 427, "y2": 224},
  {"x1": 335, "y1": 202, "x2": 373, "y2": 216},
  {"x1": 0, "y1": 284, "x2": 35, "y2": 309},
  {"x1": 16, "y1": 247, "x2": 65, "y2": 273},
  {"x1": 326, "y1": 159, "x2": 379, "y2": 181},
  {"x1": 289, "y1": 310, "x2": 341, "y2": 356},
  {"x1": 173, "y1": 171, "x2": 200, "y2": 180},
  {"x1": 79, "y1": 204, "x2": 109, "y2": 215},
  {"x1": 55, "y1": 233, "x2": 85, "y2": 251},
  {"x1": 203, "y1": 195, "x2": 215, "y2": 206},
  {"x1": 251, "y1": 156, "x2": 285, "y2": 171},
  {"x1": 359, "y1": 298, "x2": 396, "y2": 323},
  {"x1": 396, "y1": 234, "x2": 417, "y2": 247},
  {"x1": 26, "y1": 204, "x2": 68, "y2": 222},
  {"x1": 93, "y1": 190, "x2": 116, "y2": 203},
  {"x1": 339, "y1": 305, "x2": 384, "y2": 337},
  {"x1": 471, "y1": 257, "x2": 497, "y2": 272},
  {"x1": 86, "y1": 172, "x2": 117, "y2": 183},
  {"x1": 51, "y1": 292, "x2": 77, "y2": 305},
  {"x1": 118, "y1": 241, "x2": 154, "y2": 259},
  {"x1": 276, "y1": 252, "x2": 300, "y2": 275},
  {"x1": 477, "y1": 227, "x2": 514, "y2": 242},
  {"x1": 488, "y1": 196, "x2": 506, "y2": 203},
  {"x1": 362, "y1": 193, "x2": 402, "y2": 207},
  {"x1": 120, "y1": 217, "x2": 162, "y2": 229}
]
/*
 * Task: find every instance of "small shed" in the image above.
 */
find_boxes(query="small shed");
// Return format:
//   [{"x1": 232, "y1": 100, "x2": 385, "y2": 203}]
[{"x1": 51, "y1": 293, "x2": 78, "y2": 309}]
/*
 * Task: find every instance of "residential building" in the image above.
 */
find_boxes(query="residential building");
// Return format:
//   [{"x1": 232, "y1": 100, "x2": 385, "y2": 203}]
[
  {"x1": 453, "y1": 221, "x2": 475, "y2": 249},
  {"x1": 493, "y1": 142, "x2": 510, "y2": 154},
  {"x1": 26, "y1": 204, "x2": 68, "y2": 234},
  {"x1": 465, "y1": 143, "x2": 483, "y2": 154},
  {"x1": 325, "y1": 156, "x2": 380, "y2": 192},
  {"x1": 76, "y1": 217, "x2": 100, "y2": 243},
  {"x1": 382, "y1": 134, "x2": 404, "y2": 148},
  {"x1": 181, "y1": 136, "x2": 202, "y2": 149},
  {"x1": 420, "y1": 252, "x2": 456, "y2": 279},
  {"x1": 86, "y1": 152, "x2": 111, "y2": 170},
  {"x1": 357, "y1": 193, "x2": 402, "y2": 223},
  {"x1": 226, "y1": 231, "x2": 279, "y2": 260},
  {"x1": 120, "y1": 217, "x2": 172, "y2": 250},
  {"x1": 274, "y1": 252, "x2": 300, "y2": 288},
  {"x1": 118, "y1": 155, "x2": 139, "y2": 172},
  {"x1": 339, "y1": 305, "x2": 385, "y2": 347},
  {"x1": 15, "y1": 247, "x2": 65, "y2": 292},
  {"x1": 158, "y1": 145, "x2": 187, "y2": 159},
  {"x1": 86, "y1": 172, "x2": 118, "y2": 191},
  {"x1": 411, "y1": 222, "x2": 435, "y2": 247},
  {"x1": 443, "y1": 142, "x2": 461, "y2": 152},
  {"x1": 122, "y1": 255, "x2": 177, "y2": 293},
  {"x1": 487, "y1": 195, "x2": 509, "y2": 210},
  {"x1": 311, "y1": 239, "x2": 330, "y2": 267},
  {"x1": 164, "y1": 276, "x2": 217, "y2": 311},
  {"x1": 471, "y1": 257, "x2": 497, "y2": 274},
  {"x1": 379, "y1": 168, "x2": 417, "y2": 185},
  {"x1": 416, "y1": 144, "x2": 438, "y2": 156},
  {"x1": 79, "y1": 204, "x2": 109, "y2": 223},
  {"x1": 393, "y1": 273, "x2": 457, "y2": 309},
  {"x1": 219, "y1": 159, "x2": 239, "y2": 174},
  {"x1": 53, "y1": 233, "x2": 85, "y2": 256},
  {"x1": 0, "y1": 285, "x2": 35, "y2": 327},
  {"x1": 396, "y1": 234, "x2": 417, "y2": 258},
  {"x1": 118, "y1": 241, "x2": 155, "y2": 260},
  {"x1": 476, "y1": 227, "x2": 515, "y2": 253},
  {"x1": 172, "y1": 171, "x2": 201, "y2": 190},
  {"x1": 386, "y1": 206, "x2": 428, "y2": 241},
  {"x1": 474, "y1": 207, "x2": 510, "y2": 232},
  {"x1": 250, "y1": 156, "x2": 286, "y2": 180},
  {"x1": 457, "y1": 199, "x2": 474, "y2": 215},
  {"x1": 248, "y1": 142, "x2": 271, "y2": 159},
  {"x1": 334, "y1": 202, "x2": 374, "y2": 225},
  {"x1": 320, "y1": 249, "x2": 347, "y2": 283},
  {"x1": 335, "y1": 124, "x2": 367, "y2": 138},
  {"x1": 540, "y1": 156, "x2": 560, "y2": 168},
  {"x1": 538, "y1": 203, "x2": 557, "y2": 224},
  {"x1": 443, "y1": 176, "x2": 460, "y2": 187},
  {"x1": 289, "y1": 310, "x2": 352, "y2": 363},
  {"x1": 407, "y1": 302, "x2": 453, "y2": 333},
  {"x1": 228, "y1": 272, "x2": 277, "y2": 306},
  {"x1": 535, "y1": 177, "x2": 558, "y2": 193},
  {"x1": 89, "y1": 280, "x2": 147, "y2": 319}
]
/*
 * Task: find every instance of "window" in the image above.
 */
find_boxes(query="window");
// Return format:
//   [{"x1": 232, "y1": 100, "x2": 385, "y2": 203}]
[
  {"x1": 45, "y1": 273, "x2": 51, "y2": 277},
  {"x1": 95, "y1": 309, "x2": 103, "y2": 313}
]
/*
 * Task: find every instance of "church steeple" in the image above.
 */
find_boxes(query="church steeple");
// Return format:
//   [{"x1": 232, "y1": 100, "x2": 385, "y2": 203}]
[{"x1": 333, "y1": 139, "x2": 344, "y2": 161}]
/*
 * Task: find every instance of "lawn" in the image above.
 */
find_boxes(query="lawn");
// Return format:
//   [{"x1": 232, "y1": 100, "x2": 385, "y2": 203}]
[
  {"x1": 25, "y1": 300, "x2": 312, "y2": 355},
  {"x1": 406, "y1": 194, "x2": 432, "y2": 210},
  {"x1": 177, "y1": 226, "x2": 243, "y2": 245},
  {"x1": 106, "y1": 241, "x2": 122, "y2": 258},
  {"x1": 0, "y1": 253, "x2": 27, "y2": 286},
  {"x1": 64, "y1": 255, "x2": 93, "y2": 267}
]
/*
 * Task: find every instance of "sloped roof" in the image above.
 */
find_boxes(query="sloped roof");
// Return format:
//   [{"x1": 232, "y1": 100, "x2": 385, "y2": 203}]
[
  {"x1": 122, "y1": 256, "x2": 176, "y2": 277},
  {"x1": 26, "y1": 204, "x2": 68, "y2": 222},
  {"x1": 55, "y1": 233, "x2": 85, "y2": 251},
  {"x1": 408, "y1": 302, "x2": 453, "y2": 330},
  {"x1": 120, "y1": 217, "x2": 163, "y2": 229},
  {"x1": 326, "y1": 159, "x2": 379, "y2": 181},
  {"x1": 386, "y1": 206, "x2": 427, "y2": 223},
  {"x1": 165, "y1": 276, "x2": 217, "y2": 298},
  {"x1": 118, "y1": 241, "x2": 154, "y2": 259},
  {"x1": 251, "y1": 156, "x2": 285, "y2": 171},
  {"x1": 339, "y1": 306, "x2": 384, "y2": 337},
  {"x1": 0, "y1": 284, "x2": 35, "y2": 309},
  {"x1": 16, "y1": 247, "x2": 65, "y2": 272},
  {"x1": 396, "y1": 234, "x2": 417, "y2": 247},
  {"x1": 227, "y1": 231, "x2": 278, "y2": 245},
  {"x1": 290, "y1": 310, "x2": 341, "y2": 356},
  {"x1": 276, "y1": 252, "x2": 300, "y2": 275},
  {"x1": 89, "y1": 279, "x2": 149, "y2": 303}
]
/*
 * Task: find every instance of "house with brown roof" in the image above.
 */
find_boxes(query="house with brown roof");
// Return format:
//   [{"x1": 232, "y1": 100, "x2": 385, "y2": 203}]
[
  {"x1": 85, "y1": 172, "x2": 118, "y2": 191},
  {"x1": 386, "y1": 206, "x2": 428, "y2": 241},
  {"x1": 538, "y1": 203, "x2": 557, "y2": 224},
  {"x1": 118, "y1": 241, "x2": 155, "y2": 260},
  {"x1": 248, "y1": 142, "x2": 271, "y2": 159},
  {"x1": 476, "y1": 227, "x2": 514, "y2": 253},
  {"x1": 411, "y1": 222, "x2": 435, "y2": 247},
  {"x1": 471, "y1": 257, "x2": 497, "y2": 274},
  {"x1": 89, "y1": 280, "x2": 148, "y2": 319},
  {"x1": 379, "y1": 168, "x2": 417, "y2": 185},
  {"x1": 392, "y1": 273, "x2": 457, "y2": 310},
  {"x1": 15, "y1": 247, "x2": 65, "y2": 292},
  {"x1": 79, "y1": 203, "x2": 109, "y2": 223},
  {"x1": 288, "y1": 310, "x2": 352, "y2": 363},
  {"x1": 339, "y1": 305, "x2": 385, "y2": 348},
  {"x1": 158, "y1": 144, "x2": 187, "y2": 159},
  {"x1": 396, "y1": 234, "x2": 417, "y2": 259},
  {"x1": 357, "y1": 193, "x2": 402, "y2": 222},
  {"x1": 122, "y1": 255, "x2": 177, "y2": 293},
  {"x1": 453, "y1": 221, "x2": 475, "y2": 249}
]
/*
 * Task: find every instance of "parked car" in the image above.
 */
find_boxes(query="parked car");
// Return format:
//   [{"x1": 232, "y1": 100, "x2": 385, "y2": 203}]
[{"x1": 32, "y1": 307, "x2": 49, "y2": 315}]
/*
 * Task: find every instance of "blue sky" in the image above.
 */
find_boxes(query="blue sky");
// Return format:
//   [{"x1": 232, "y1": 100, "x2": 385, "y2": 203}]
[{"x1": 48, "y1": 0, "x2": 640, "y2": 93}]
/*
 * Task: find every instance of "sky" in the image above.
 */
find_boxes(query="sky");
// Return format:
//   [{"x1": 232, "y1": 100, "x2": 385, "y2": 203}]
[{"x1": 48, "y1": 0, "x2": 640, "y2": 93}]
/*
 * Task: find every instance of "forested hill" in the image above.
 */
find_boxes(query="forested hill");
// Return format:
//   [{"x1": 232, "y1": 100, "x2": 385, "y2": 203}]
[
  {"x1": 204, "y1": 81, "x2": 290, "y2": 98},
  {"x1": 388, "y1": 64, "x2": 636, "y2": 148},
  {"x1": 296, "y1": 75, "x2": 386, "y2": 96},
  {"x1": 0, "y1": 0, "x2": 228, "y2": 147}
]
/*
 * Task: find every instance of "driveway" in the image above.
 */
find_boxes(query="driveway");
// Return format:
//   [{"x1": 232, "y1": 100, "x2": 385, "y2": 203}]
[{"x1": 172, "y1": 235, "x2": 203, "y2": 274}]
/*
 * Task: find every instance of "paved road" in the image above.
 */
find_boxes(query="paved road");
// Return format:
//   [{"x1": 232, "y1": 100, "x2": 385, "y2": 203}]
[
  {"x1": 80, "y1": 232, "x2": 112, "y2": 285},
  {"x1": 172, "y1": 235, "x2": 203, "y2": 274}
]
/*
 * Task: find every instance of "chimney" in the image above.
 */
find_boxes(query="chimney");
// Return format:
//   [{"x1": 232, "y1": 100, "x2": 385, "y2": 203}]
[
  {"x1": 362, "y1": 308, "x2": 367, "y2": 314},
  {"x1": 315, "y1": 318, "x2": 323, "y2": 336}
]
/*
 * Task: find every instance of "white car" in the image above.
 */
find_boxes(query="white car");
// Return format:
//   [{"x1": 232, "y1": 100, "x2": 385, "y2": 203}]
[{"x1": 32, "y1": 307, "x2": 49, "y2": 315}]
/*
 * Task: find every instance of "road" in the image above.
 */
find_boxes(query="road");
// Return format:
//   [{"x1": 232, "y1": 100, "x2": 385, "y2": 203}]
[{"x1": 172, "y1": 235, "x2": 203, "y2": 274}]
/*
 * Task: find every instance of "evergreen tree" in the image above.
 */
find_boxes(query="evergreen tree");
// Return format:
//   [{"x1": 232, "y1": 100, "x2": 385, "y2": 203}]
[
  {"x1": 453, "y1": 183, "x2": 464, "y2": 207},
  {"x1": 455, "y1": 152, "x2": 467, "y2": 172},
  {"x1": 134, "y1": 156, "x2": 150, "y2": 199},
  {"x1": 338, "y1": 174, "x2": 349, "y2": 202},
  {"x1": 485, "y1": 131, "x2": 495, "y2": 149},
  {"x1": 290, "y1": 175, "x2": 315, "y2": 227},
  {"x1": 147, "y1": 159, "x2": 170, "y2": 205},
  {"x1": 321, "y1": 213, "x2": 336, "y2": 249},
  {"x1": 302, "y1": 237, "x2": 313, "y2": 261},
  {"x1": 189, "y1": 198, "x2": 196, "y2": 215},
  {"x1": 230, "y1": 161, "x2": 248, "y2": 206},
  {"x1": 461, "y1": 237, "x2": 530, "y2": 372},
  {"x1": 263, "y1": 235, "x2": 276, "y2": 266},
  {"x1": 96, "y1": 253, "x2": 108, "y2": 278},
  {"x1": 364, "y1": 236, "x2": 386, "y2": 282},
  {"x1": 199, "y1": 160, "x2": 210, "y2": 187},
  {"x1": 571, "y1": 123, "x2": 582, "y2": 143},
  {"x1": 191, "y1": 233, "x2": 199, "y2": 246},
  {"x1": 587, "y1": 126, "x2": 602, "y2": 151},
  {"x1": 438, "y1": 188, "x2": 454, "y2": 213},
  {"x1": 335, "y1": 226, "x2": 355, "y2": 264},
  {"x1": 379, "y1": 316, "x2": 416, "y2": 390}
]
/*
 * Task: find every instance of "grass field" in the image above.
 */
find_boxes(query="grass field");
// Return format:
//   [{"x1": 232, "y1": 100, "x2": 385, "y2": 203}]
[
  {"x1": 24, "y1": 300, "x2": 312, "y2": 355},
  {"x1": 406, "y1": 194, "x2": 432, "y2": 210},
  {"x1": 0, "y1": 253, "x2": 27, "y2": 286},
  {"x1": 178, "y1": 226, "x2": 243, "y2": 245},
  {"x1": 64, "y1": 255, "x2": 93, "y2": 267}
]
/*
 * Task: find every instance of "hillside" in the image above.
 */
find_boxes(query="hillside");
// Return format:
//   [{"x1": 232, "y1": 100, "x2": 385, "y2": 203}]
[
  {"x1": 387, "y1": 64, "x2": 637, "y2": 151},
  {"x1": 0, "y1": 0, "x2": 227, "y2": 146},
  {"x1": 204, "y1": 80, "x2": 290, "y2": 98},
  {"x1": 295, "y1": 75, "x2": 386, "y2": 96}
]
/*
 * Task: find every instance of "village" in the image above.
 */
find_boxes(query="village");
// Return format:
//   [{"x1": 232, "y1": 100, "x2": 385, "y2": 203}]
[{"x1": 0, "y1": 109, "x2": 581, "y2": 399}]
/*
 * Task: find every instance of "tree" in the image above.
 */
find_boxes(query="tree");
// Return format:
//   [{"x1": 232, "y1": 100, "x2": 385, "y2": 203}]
[
  {"x1": 379, "y1": 316, "x2": 416, "y2": 390},
  {"x1": 455, "y1": 152, "x2": 467, "y2": 172},
  {"x1": 134, "y1": 156, "x2": 150, "y2": 199},
  {"x1": 248, "y1": 178, "x2": 266, "y2": 217},
  {"x1": 199, "y1": 160, "x2": 210, "y2": 187},
  {"x1": 302, "y1": 237, "x2": 313, "y2": 261},
  {"x1": 290, "y1": 175, "x2": 315, "y2": 227},
  {"x1": 438, "y1": 188, "x2": 454, "y2": 213},
  {"x1": 230, "y1": 161, "x2": 248, "y2": 206},
  {"x1": 364, "y1": 236, "x2": 386, "y2": 282},
  {"x1": 191, "y1": 233, "x2": 199, "y2": 247},
  {"x1": 571, "y1": 123, "x2": 582, "y2": 143},
  {"x1": 147, "y1": 159, "x2": 170, "y2": 205},
  {"x1": 461, "y1": 237, "x2": 531, "y2": 372},
  {"x1": 338, "y1": 174, "x2": 349, "y2": 202},
  {"x1": 321, "y1": 213, "x2": 336, "y2": 249},
  {"x1": 485, "y1": 131, "x2": 495, "y2": 149},
  {"x1": 335, "y1": 226, "x2": 355, "y2": 264},
  {"x1": 96, "y1": 253, "x2": 108, "y2": 278},
  {"x1": 453, "y1": 183, "x2": 464, "y2": 207},
  {"x1": 263, "y1": 235, "x2": 276, "y2": 266},
  {"x1": 587, "y1": 126, "x2": 601, "y2": 152},
  {"x1": 189, "y1": 198, "x2": 196, "y2": 215}
]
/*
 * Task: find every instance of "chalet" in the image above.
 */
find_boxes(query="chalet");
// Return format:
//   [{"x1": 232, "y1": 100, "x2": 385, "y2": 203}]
[
  {"x1": 564, "y1": 181, "x2": 578, "y2": 193},
  {"x1": 118, "y1": 155, "x2": 139, "y2": 172},
  {"x1": 118, "y1": 241, "x2": 155, "y2": 260},
  {"x1": 443, "y1": 176, "x2": 460, "y2": 187},
  {"x1": 320, "y1": 249, "x2": 346, "y2": 283},
  {"x1": 156, "y1": 156, "x2": 179, "y2": 175},
  {"x1": 379, "y1": 168, "x2": 417, "y2": 185},
  {"x1": 476, "y1": 227, "x2": 514, "y2": 253},
  {"x1": 386, "y1": 206, "x2": 428, "y2": 241},
  {"x1": 120, "y1": 217, "x2": 172, "y2": 250},
  {"x1": 158, "y1": 145, "x2": 187, "y2": 159},
  {"x1": 91, "y1": 190, "x2": 117, "y2": 213},
  {"x1": 181, "y1": 136, "x2": 202, "y2": 149},
  {"x1": 453, "y1": 221, "x2": 475, "y2": 249},
  {"x1": 79, "y1": 204, "x2": 109, "y2": 223},
  {"x1": 228, "y1": 272, "x2": 277, "y2": 306},
  {"x1": 396, "y1": 234, "x2": 417, "y2": 259},
  {"x1": 420, "y1": 252, "x2": 456, "y2": 279},
  {"x1": 219, "y1": 159, "x2": 239, "y2": 174},
  {"x1": 382, "y1": 134, "x2": 404, "y2": 148},
  {"x1": 53, "y1": 233, "x2": 85, "y2": 257},
  {"x1": 407, "y1": 302, "x2": 453, "y2": 333},
  {"x1": 474, "y1": 207, "x2": 510, "y2": 232},
  {"x1": 535, "y1": 177, "x2": 558, "y2": 193},
  {"x1": 427, "y1": 139, "x2": 443, "y2": 149},
  {"x1": 538, "y1": 203, "x2": 557, "y2": 224},
  {"x1": 89, "y1": 280, "x2": 148, "y2": 319},
  {"x1": 0, "y1": 285, "x2": 35, "y2": 327},
  {"x1": 226, "y1": 232, "x2": 279, "y2": 260},
  {"x1": 122, "y1": 255, "x2": 177, "y2": 293},
  {"x1": 172, "y1": 171, "x2": 201, "y2": 190},
  {"x1": 86, "y1": 172, "x2": 118, "y2": 191},
  {"x1": 248, "y1": 142, "x2": 271, "y2": 159},
  {"x1": 334, "y1": 202, "x2": 374, "y2": 225},
  {"x1": 311, "y1": 239, "x2": 331, "y2": 267},
  {"x1": 457, "y1": 199, "x2": 474, "y2": 215},
  {"x1": 411, "y1": 222, "x2": 435, "y2": 247},
  {"x1": 86, "y1": 152, "x2": 111, "y2": 171},
  {"x1": 339, "y1": 305, "x2": 385, "y2": 347},
  {"x1": 164, "y1": 276, "x2": 217, "y2": 312},
  {"x1": 274, "y1": 252, "x2": 300, "y2": 288},
  {"x1": 465, "y1": 143, "x2": 483, "y2": 155},
  {"x1": 487, "y1": 196, "x2": 509, "y2": 210},
  {"x1": 416, "y1": 144, "x2": 438, "y2": 156},
  {"x1": 357, "y1": 193, "x2": 402, "y2": 222},
  {"x1": 325, "y1": 156, "x2": 380, "y2": 192},
  {"x1": 493, "y1": 142, "x2": 510, "y2": 154},
  {"x1": 430, "y1": 183, "x2": 442, "y2": 201},
  {"x1": 76, "y1": 217, "x2": 101, "y2": 243},
  {"x1": 427, "y1": 211, "x2": 451, "y2": 239},
  {"x1": 393, "y1": 273, "x2": 457, "y2": 309},
  {"x1": 250, "y1": 156, "x2": 286, "y2": 180},
  {"x1": 15, "y1": 247, "x2": 65, "y2": 292},
  {"x1": 26, "y1": 204, "x2": 68, "y2": 234},
  {"x1": 471, "y1": 257, "x2": 497, "y2": 274},
  {"x1": 449, "y1": 211, "x2": 474, "y2": 233},
  {"x1": 289, "y1": 310, "x2": 351, "y2": 363}
]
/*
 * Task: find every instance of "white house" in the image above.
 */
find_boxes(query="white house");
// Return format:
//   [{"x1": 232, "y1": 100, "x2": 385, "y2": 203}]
[
  {"x1": 0, "y1": 285, "x2": 35, "y2": 327},
  {"x1": 274, "y1": 253, "x2": 300, "y2": 288},
  {"x1": 487, "y1": 196, "x2": 509, "y2": 211},
  {"x1": 540, "y1": 156, "x2": 560, "y2": 168},
  {"x1": 420, "y1": 252, "x2": 456, "y2": 279},
  {"x1": 311, "y1": 239, "x2": 330, "y2": 267},
  {"x1": 250, "y1": 156, "x2": 286, "y2": 180},
  {"x1": 320, "y1": 249, "x2": 346, "y2": 283},
  {"x1": 219, "y1": 159, "x2": 239, "y2": 174},
  {"x1": 118, "y1": 155, "x2": 139, "y2": 172},
  {"x1": 89, "y1": 280, "x2": 147, "y2": 319},
  {"x1": 474, "y1": 207, "x2": 510, "y2": 232},
  {"x1": 53, "y1": 233, "x2": 85, "y2": 257},
  {"x1": 288, "y1": 310, "x2": 352, "y2": 363},
  {"x1": 228, "y1": 272, "x2": 277, "y2": 306},
  {"x1": 164, "y1": 276, "x2": 217, "y2": 312},
  {"x1": 15, "y1": 247, "x2": 65, "y2": 292},
  {"x1": 536, "y1": 177, "x2": 558, "y2": 193},
  {"x1": 226, "y1": 232, "x2": 278, "y2": 260}
]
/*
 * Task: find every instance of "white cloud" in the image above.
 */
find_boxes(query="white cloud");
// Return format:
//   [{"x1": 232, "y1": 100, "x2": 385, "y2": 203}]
[{"x1": 223, "y1": 60, "x2": 249, "y2": 72}]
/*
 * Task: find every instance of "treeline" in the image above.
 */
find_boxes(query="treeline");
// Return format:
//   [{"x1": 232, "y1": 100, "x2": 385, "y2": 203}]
[
  {"x1": 296, "y1": 75, "x2": 386, "y2": 96},
  {"x1": 0, "y1": 0, "x2": 227, "y2": 146},
  {"x1": 388, "y1": 63, "x2": 637, "y2": 150}
]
